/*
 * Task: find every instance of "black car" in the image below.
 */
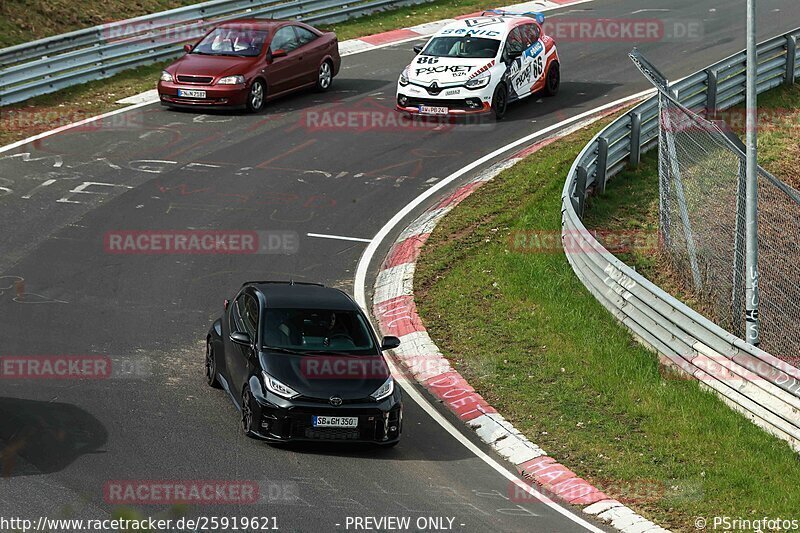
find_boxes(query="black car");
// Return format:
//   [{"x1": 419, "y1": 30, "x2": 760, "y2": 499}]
[{"x1": 206, "y1": 281, "x2": 402, "y2": 445}]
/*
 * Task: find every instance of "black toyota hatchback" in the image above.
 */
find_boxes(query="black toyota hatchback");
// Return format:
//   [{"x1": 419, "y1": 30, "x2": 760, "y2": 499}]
[{"x1": 206, "y1": 281, "x2": 402, "y2": 445}]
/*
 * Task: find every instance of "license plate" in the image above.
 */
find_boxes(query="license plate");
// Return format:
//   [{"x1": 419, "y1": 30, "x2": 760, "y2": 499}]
[
  {"x1": 313, "y1": 416, "x2": 358, "y2": 428},
  {"x1": 177, "y1": 89, "x2": 206, "y2": 98},
  {"x1": 418, "y1": 105, "x2": 449, "y2": 115}
]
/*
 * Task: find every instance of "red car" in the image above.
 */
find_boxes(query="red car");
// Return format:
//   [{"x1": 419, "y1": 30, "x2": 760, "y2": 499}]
[{"x1": 158, "y1": 19, "x2": 341, "y2": 112}]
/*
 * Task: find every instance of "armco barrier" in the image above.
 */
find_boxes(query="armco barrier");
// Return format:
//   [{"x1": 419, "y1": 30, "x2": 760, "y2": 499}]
[
  {"x1": 0, "y1": 0, "x2": 430, "y2": 106},
  {"x1": 561, "y1": 28, "x2": 800, "y2": 452}
]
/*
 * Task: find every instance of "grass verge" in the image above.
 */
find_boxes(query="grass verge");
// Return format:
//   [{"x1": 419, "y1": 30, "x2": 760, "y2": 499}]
[
  {"x1": 0, "y1": 0, "x2": 486, "y2": 147},
  {"x1": 414, "y1": 117, "x2": 800, "y2": 532}
]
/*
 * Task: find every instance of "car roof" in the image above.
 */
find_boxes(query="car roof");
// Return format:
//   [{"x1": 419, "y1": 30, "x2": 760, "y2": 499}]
[
  {"x1": 434, "y1": 15, "x2": 537, "y2": 39},
  {"x1": 216, "y1": 18, "x2": 296, "y2": 31},
  {"x1": 245, "y1": 281, "x2": 359, "y2": 311}
]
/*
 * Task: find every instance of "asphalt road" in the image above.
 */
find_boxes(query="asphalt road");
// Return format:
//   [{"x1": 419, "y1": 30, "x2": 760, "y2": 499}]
[{"x1": 1, "y1": 1, "x2": 799, "y2": 531}]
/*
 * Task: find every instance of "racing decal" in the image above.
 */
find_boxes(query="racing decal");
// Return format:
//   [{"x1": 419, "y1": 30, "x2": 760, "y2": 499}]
[
  {"x1": 440, "y1": 28, "x2": 501, "y2": 37},
  {"x1": 464, "y1": 17, "x2": 504, "y2": 27},
  {"x1": 414, "y1": 65, "x2": 476, "y2": 77},
  {"x1": 523, "y1": 40, "x2": 544, "y2": 60},
  {"x1": 416, "y1": 56, "x2": 439, "y2": 64},
  {"x1": 468, "y1": 60, "x2": 495, "y2": 79}
]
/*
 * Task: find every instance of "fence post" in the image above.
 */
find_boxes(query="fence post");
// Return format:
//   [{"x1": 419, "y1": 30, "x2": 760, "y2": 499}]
[
  {"x1": 629, "y1": 111, "x2": 642, "y2": 167},
  {"x1": 706, "y1": 68, "x2": 718, "y2": 114},
  {"x1": 575, "y1": 165, "x2": 588, "y2": 217},
  {"x1": 786, "y1": 34, "x2": 797, "y2": 85},
  {"x1": 596, "y1": 136, "x2": 609, "y2": 195}
]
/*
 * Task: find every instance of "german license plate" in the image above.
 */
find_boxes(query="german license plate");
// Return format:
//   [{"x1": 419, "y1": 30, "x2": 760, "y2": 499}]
[
  {"x1": 177, "y1": 89, "x2": 206, "y2": 98},
  {"x1": 313, "y1": 416, "x2": 358, "y2": 428},
  {"x1": 418, "y1": 105, "x2": 449, "y2": 115}
]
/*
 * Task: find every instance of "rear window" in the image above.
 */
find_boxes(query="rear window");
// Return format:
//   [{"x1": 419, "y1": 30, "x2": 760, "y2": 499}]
[
  {"x1": 192, "y1": 28, "x2": 269, "y2": 57},
  {"x1": 422, "y1": 36, "x2": 501, "y2": 58}
]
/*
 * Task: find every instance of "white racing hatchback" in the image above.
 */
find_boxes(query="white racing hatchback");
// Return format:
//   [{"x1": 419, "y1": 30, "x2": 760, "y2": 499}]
[{"x1": 396, "y1": 11, "x2": 560, "y2": 120}]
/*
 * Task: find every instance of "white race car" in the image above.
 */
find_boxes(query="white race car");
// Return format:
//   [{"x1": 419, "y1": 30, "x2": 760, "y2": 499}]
[{"x1": 396, "y1": 11, "x2": 560, "y2": 119}]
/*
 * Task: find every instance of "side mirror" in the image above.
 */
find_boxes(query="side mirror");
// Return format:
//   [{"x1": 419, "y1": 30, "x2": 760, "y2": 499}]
[
  {"x1": 380, "y1": 336, "x2": 401, "y2": 351},
  {"x1": 230, "y1": 331, "x2": 252, "y2": 346},
  {"x1": 183, "y1": 43, "x2": 193, "y2": 53},
  {"x1": 507, "y1": 49, "x2": 523, "y2": 60},
  {"x1": 271, "y1": 48, "x2": 288, "y2": 58},
  {"x1": 224, "y1": 299, "x2": 229, "y2": 310},
  {"x1": 413, "y1": 44, "x2": 423, "y2": 55}
]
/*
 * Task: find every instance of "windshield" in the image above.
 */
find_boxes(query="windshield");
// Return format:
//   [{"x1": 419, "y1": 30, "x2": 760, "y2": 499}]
[
  {"x1": 192, "y1": 28, "x2": 269, "y2": 57},
  {"x1": 263, "y1": 308, "x2": 375, "y2": 353},
  {"x1": 422, "y1": 36, "x2": 501, "y2": 58}
]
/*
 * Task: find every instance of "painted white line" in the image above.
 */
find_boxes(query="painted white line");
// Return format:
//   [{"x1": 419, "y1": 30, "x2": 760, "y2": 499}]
[{"x1": 307, "y1": 232, "x2": 373, "y2": 243}]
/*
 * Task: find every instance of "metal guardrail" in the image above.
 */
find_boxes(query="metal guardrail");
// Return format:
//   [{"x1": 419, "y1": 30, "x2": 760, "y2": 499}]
[
  {"x1": 0, "y1": 0, "x2": 430, "y2": 106},
  {"x1": 561, "y1": 28, "x2": 800, "y2": 452}
]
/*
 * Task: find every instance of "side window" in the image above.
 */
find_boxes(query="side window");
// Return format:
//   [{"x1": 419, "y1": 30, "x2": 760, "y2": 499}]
[
  {"x1": 270, "y1": 27, "x2": 298, "y2": 53},
  {"x1": 505, "y1": 27, "x2": 525, "y2": 55},
  {"x1": 529, "y1": 23, "x2": 541, "y2": 43},
  {"x1": 230, "y1": 294, "x2": 246, "y2": 333},
  {"x1": 294, "y1": 26, "x2": 318, "y2": 47},
  {"x1": 243, "y1": 295, "x2": 259, "y2": 339}
]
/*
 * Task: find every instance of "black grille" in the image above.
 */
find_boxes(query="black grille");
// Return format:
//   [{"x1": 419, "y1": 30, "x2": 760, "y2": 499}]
[
  {"x1": 177, "y1": 75, "x2": 213, "y2": 84},
  {"x1": 401, "y1": 96, "x2": 476, "y2": 110},
  {"x1": 303, "y1": 427, "x2": 361, "y2": 440}
]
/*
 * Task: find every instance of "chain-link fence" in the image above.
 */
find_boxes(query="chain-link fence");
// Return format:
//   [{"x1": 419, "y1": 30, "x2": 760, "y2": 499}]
[{"x1": 658, "y1": 93, "x2": 800, "y2": 360}]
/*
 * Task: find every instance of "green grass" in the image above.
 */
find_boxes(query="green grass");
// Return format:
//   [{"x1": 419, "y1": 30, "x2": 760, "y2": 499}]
[{"x1": 414, "y1": 119, "x2": 800, "y2": 532}]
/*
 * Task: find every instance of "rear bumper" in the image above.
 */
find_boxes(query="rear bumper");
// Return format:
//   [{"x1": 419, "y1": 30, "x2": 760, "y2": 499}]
[{"x1": 158, "y1": 81, "x2": 248, "y2": 108}]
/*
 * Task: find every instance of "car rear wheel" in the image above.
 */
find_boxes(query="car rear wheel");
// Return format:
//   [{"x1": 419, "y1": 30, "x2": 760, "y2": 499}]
[
  {"x1": 543, "y1": 61, "x2": 560, "y2": 97},
  {"x1": 316, "y1": 61, "x2": 333, "y2": 92},
  {"x1": 205, "y1": 339, "x2": 221, "y2": 389},
  {"x1": 492, "y1": 83, "x2": 508, "y2": 120},
  {"x1": 241, "y1": 387, "x2": 259, "y2": 438},
  {"x1": 246, "y1": 80, "x2": 266, "y2": 113}
]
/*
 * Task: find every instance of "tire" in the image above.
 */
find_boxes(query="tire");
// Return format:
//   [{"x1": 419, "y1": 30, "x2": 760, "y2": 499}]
[
  {"x1": 543, "y1": 61, "x2": 560, "y2": 97},
  {"x1": 315, "y1": 60, "x2": 333, "y2": 92},
  {"x1": 205, "y1": 339, "x2": 221, "y2": 389},
  {"x1": 491, "y1": 83, "x2": 508, "y2": 120},
  {"x1": 241, "y1": 387, "x2": 259, "y2": 438},
  {"x1": 246, "y1": 79, "x2": 266, "y2": 113}
]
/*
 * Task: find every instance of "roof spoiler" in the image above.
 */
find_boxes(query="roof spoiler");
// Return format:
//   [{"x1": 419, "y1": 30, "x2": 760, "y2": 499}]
[
  {"x1": 481, "y1": 9, "x2": 545, "y2": 24},
  {"x1": 241, "y1": 280, "x2": 325, "y2": 287}
]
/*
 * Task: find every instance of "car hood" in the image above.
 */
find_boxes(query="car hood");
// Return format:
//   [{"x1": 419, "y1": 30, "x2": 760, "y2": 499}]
[
  {"x1": 171, "y1": 53, "x2": 257, "y2": 78},
  {"x1": 407, "y1": 56, "x2": 496, "y2": 85},
  {"x1": 261, "y1": 351, "x2": 390, "y2": 401}
]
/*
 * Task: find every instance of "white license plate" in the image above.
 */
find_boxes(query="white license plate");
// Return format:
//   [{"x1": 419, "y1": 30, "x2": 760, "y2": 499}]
[
  {"x1": 177, "y1": 89, "x2": 206, "y2": 98},
  {"x1": 313, "y1": 416, "x2": 358, "y2": 428},
  {"x1": 418, "y1": 105, "x2": 449, "y2": 115}
]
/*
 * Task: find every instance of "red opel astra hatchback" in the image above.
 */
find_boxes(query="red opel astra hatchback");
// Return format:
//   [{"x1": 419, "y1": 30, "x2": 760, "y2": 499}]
[{"x1": 158, "y1": 19, "x2": 341, "y2": 112}]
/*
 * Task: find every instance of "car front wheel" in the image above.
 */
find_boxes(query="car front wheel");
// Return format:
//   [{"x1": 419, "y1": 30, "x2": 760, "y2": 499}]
[
  {"x1": 205, "y1": 339, "x2": 221, "y2": 389},
  {"x1": 492, "y1": 83, "x2": 508, "y2": 120},
  {"x1": 241, "y1": 387, "x2": 259, "y2": 438},
  {"x1": 246, "y1": 80, "x2": 266, "y2": 113}
]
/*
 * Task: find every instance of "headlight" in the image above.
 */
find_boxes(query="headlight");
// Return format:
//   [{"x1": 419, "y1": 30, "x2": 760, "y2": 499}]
[
  {"x1": 160, "y1": 71, "x2": 173, "y2": 83},
  {"x1": 217, "y1": 75, "x2": 246, "y2": 85},
  {"x1": 370, "y1": 376, "x2": 394, "y2": 401},
  {"x1": 465, "y1": 71, "x2": 491, "y2": 89},
  {"x1": 262, "y1": 372, "x2": 300, "y2": 399},
  {"x1": 399, "y1": 67, "x2": 410, "y2": 87}
]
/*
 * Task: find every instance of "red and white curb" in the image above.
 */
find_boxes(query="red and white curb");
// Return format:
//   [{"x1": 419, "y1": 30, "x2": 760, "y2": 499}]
[{"x1": 370, "y1": 111, "x2": 670, "y2": 533}]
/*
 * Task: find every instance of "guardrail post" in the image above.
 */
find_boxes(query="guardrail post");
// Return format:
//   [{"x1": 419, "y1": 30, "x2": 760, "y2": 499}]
[
  {"x1": 786, "y1": 34, "x2": 797, "y2": 85},
  {"x1": 629, "y1": 111, "x2": 642, "y2": 167},
  {"x1": 706, "y1": 68, "x2": 718, "y2": 114},
  {"x1": 575, "y1": 165, "x2": 588, "y2": 217},
  {"x1": 596, "y1": 136, "x2": 609, "y2": 195}
]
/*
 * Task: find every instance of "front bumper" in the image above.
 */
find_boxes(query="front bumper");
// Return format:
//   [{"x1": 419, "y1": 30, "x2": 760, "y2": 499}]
[
  {"x1": 396, "y1": 92, "x2": 491, "y2": 116},
  {"x1": 250, "y1": 388, "x2": 403, "y2": 444},
  {"x1": 158, "y1": 81, "x2": 248, "y2": 109}
]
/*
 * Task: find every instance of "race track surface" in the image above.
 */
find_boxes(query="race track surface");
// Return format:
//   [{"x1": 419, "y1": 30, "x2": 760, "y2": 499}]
[{"x1": 1, "y1": 1, "x2": 799, "y2": 531}]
